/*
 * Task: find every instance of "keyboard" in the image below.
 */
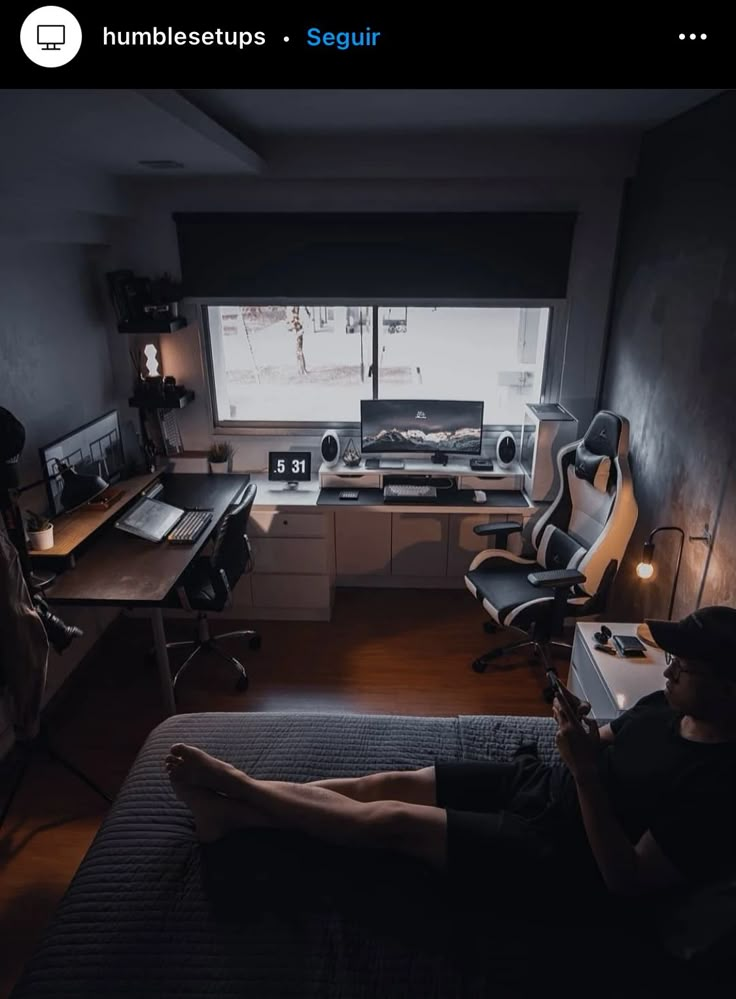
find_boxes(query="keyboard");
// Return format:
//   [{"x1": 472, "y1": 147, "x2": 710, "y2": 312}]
[
  {"x1": 383, "y1": 484, "x2": 438, "y2": 501},
  {"x1": 167, "y1": 508, "x2": 213, "y2": 544}
]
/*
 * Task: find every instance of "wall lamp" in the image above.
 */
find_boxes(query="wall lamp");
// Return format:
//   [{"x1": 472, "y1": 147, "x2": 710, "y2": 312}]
[{"x1": 636, "y1": 524, "x2": 713, "y2": 620}]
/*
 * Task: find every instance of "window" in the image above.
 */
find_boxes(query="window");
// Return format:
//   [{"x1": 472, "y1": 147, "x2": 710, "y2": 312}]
[{"x1": 204, "y1": 304, "x2": 552, "y2": 426}]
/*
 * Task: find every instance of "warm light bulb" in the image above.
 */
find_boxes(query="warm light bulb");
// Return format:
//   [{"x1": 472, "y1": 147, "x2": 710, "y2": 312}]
[
  {"x1": 144, "y1": 343, "x2": 160, "y2": 377},
  {"x1": 636, "y1": 562, "x2": 654, "y2": 579}
]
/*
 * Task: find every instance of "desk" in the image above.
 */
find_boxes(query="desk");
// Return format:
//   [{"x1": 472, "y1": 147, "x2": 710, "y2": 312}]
[
  {"x1": 162, "y1": 465, "x2": 537, "y2": 620},
  {"x1": 44, "y1": 473, "x2": 250, "y2": 716}
]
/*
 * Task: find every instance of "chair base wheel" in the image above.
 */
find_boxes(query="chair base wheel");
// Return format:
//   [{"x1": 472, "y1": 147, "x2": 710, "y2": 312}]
[
  {"x1": 483, "y1": 622, "x2": 498, "y2": 635},
  {"x1": 472, "y1": 658, "x2": 488, "y2": 673},
  {"x1": 236, "y1": 675, "x2": 249, "y2": 692},
  {"x1": 249, "y1": 636, "x2": 261, "y2": 651}
]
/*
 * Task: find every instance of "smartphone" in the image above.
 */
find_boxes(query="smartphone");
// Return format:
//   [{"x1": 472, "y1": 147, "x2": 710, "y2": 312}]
[{"x1": 547, "y1": 671, "x2": 584, "y2": 728}]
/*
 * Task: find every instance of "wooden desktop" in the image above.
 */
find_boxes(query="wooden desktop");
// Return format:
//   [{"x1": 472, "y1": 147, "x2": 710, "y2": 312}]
[{"x1": 28, "y1": 471, "x2": 162, "y2": 566}]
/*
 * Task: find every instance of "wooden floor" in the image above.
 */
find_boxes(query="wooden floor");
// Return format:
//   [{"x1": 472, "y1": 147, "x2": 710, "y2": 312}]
[{"x1": 0, "y1": 588, "x2": 569, "y2": 997}]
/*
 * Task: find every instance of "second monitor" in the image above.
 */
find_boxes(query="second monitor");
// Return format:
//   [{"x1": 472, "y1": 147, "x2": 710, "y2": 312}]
[{"x1": 361, "y1": 399, "x2": 483, "y2": 465}]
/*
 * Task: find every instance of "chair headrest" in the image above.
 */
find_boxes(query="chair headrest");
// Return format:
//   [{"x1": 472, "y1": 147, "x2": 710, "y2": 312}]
[{"x1": 574, "y1": 411, "x2": 623, "y2": 491}]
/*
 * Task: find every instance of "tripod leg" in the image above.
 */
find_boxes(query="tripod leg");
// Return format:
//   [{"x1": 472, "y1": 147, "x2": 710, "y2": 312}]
[
  {"x1": 43, "y1": 742, "x2": 112, "y2": 804},
  {"x1": 0, "y1": 749, "x2": 32, "y2": 830}
]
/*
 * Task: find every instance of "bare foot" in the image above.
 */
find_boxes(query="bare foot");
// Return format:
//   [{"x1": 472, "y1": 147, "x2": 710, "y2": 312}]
[
  {"x1": 166, "y1": 743, "x2": 244, "y2": 795},
  {"x1": 169, "y1": 779, "x2": 232, "y2": 843}
]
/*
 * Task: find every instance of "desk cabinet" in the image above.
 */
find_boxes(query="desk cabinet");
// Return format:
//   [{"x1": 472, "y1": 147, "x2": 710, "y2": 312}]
[
  {"x1": 568, "y1": 622, "x2": 666, "y2": 721},
  {"x1": 335, "y1": 509, "x2": 392, "y2": 576},
  {"x1": 247, "y1": 509, "x2": 334, "y2": 620},
  {"x1": 391, "y1": 513, "x2": 448, "y2": 576}
]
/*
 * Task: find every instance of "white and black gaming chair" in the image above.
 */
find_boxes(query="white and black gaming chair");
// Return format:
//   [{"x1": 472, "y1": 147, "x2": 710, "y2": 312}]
[{"x1": 464, "y1": 411, "x2": 637, "y2": 694}]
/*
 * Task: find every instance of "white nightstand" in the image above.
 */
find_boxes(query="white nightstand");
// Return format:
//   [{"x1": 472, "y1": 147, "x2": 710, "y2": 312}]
[{"x1": 568, "y1": 622, "x2": 667, "y2": 722}]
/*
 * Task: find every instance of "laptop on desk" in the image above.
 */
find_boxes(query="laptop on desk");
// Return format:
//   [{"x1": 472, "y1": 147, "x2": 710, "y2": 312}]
[{"x1": 114, "y1": 495, "x2": 212, "y2": 544}]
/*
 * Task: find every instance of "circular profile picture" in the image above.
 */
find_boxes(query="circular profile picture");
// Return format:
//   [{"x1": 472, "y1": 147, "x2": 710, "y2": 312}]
[{"x1": 20, "y1": 6, "x2": 82, "y2": 67}]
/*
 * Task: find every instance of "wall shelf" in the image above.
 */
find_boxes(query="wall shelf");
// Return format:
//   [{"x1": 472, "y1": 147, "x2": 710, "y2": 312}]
[
  {"x1": 128, "y1": 388, "x2": 195, "y2": 410},
  {"x1": 117, "y1": 316, "x2": 187, "y2": 335}
]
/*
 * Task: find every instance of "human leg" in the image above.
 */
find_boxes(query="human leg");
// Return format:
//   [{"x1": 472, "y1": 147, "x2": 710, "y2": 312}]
[
  {"x1": 309, "y1": 767, "x2": 437, "y2": 806},
  {"x1": 167, "y1": 745, "x2": 447, "y2": 867}
]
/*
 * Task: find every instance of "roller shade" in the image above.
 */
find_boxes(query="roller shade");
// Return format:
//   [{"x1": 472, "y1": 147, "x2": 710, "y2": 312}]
[{"x1": 174, "y1": 212, "x2": 576, "y2": 300}]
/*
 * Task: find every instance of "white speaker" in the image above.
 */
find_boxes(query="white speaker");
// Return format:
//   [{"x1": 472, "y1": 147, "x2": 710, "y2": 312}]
[
  {"x1": 320, "y1": 429, "x2": 341, "y2": 467},
  {"x1": 496, "y1": 431, "x2": 517, "y2": 469}
]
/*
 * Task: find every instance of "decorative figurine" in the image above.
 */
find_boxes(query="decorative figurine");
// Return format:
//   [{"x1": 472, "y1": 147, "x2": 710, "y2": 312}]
[{"x1": 342, "y1": 438, "x2": 361, "y2": 467}]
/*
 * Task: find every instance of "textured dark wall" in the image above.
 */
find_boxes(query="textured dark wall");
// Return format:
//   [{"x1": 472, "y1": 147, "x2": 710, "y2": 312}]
[
  {"x1": 0, "y1": 244, "x2": 128, "y2": 506},
  {"x1": 601, "y1": 92, "x2": 736, "y2": 621}
]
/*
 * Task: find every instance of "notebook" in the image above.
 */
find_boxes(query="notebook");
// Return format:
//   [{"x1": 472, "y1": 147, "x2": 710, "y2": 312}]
[{"x1": 114, "y1": 495, "x2": 186, "y2": 543}]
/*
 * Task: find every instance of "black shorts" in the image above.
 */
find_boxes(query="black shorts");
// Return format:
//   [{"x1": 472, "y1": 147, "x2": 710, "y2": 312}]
[{"x1": 435, "y1": 757, "x2": 563, "y2": 899}]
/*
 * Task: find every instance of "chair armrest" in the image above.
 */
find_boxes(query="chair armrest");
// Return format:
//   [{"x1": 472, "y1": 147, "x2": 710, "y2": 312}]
[
  {"x1": 473, "y1": 521, "x2": 523, "y2": 538},
  {"x1": 527, "y1": 569, "x2": 586, "y2": 589}
]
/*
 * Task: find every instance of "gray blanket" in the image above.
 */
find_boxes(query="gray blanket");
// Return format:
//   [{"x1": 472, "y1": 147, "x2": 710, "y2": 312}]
[{"x1": 11, "y1": 712, "x2": 668, "y2": 998}]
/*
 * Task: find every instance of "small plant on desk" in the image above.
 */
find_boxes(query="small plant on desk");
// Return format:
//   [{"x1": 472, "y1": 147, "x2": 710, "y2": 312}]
[
  {"x1": 25, "y1": 510, "x2": 54, "y2": 550},
  {"x1": 207, "y1": 441, "x2": 235, "y2": 473}
]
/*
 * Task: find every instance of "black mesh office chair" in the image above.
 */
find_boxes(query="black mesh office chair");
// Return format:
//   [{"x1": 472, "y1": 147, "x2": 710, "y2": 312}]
[
  {"x1": 165, "y1": 482, "x2": 261, "y2": 693},
  {"x1": 464, "y1": 412, "x2": 637, "y2": 696}
]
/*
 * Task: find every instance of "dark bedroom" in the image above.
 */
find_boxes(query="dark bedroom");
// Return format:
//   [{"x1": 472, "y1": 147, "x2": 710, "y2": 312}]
[{"x1": 0, "y1": 36, "x2": 734, "y2": 999}]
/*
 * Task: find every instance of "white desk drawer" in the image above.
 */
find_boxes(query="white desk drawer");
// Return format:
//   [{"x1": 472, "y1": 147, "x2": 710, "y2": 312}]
[
  {"x1": 249, "y1": 510, "x2": 326, "y2": 538},
  {"x1": 321, "y1": 471, "x2": 381, "y2": 489},
  {"x1": 251, "y1": 538, "x2": 329, "y2": 574},
  {"x1": 252, "y1": 573, "x2": 331, "y2": 609},
  {"x1": 458, "y1": 474, "x2": 523, "y2": 491}
]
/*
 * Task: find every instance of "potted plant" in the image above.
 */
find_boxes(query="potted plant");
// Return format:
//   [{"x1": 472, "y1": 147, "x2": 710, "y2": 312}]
[
  {"x1": 25, "y1": 510, "x2": 54, "y2": 550},
  {"x1": 207, "y1": 441, "x2": 235, "y2": 474}
]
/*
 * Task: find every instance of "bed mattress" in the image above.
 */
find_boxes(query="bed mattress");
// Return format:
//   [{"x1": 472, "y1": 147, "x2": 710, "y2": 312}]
[{"x1": 11, "y1": 711, "x2": 634, "y2": 998}]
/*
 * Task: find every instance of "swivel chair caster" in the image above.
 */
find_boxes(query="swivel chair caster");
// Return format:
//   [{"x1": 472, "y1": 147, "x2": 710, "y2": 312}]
[{"x1": 236, "y1": 674, "x2": 249, "y2": 692}]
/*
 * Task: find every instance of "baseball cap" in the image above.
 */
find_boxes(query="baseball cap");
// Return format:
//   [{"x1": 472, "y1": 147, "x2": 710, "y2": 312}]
[{"x1": 646, "y1": 606, "x2": 736, "y2": 672}]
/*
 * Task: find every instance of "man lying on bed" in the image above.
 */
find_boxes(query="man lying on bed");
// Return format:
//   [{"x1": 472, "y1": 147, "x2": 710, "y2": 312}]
[{"x1": 165, "y1": 605, "x2": 736, "y2": 900}]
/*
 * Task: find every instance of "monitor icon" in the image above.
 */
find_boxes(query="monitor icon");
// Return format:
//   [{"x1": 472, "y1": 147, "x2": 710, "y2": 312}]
[{"x1": 37, "y1": 24, "x2": 65, "y2": 50}]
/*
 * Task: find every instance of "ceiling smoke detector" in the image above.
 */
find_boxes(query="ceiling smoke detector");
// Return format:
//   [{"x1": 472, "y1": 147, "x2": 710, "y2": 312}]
[{"x1": 138, "y1": 159, "x2": 185, "y2": 170}]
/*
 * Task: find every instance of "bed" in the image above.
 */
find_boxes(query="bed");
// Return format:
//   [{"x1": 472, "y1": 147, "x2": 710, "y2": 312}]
[{"x1": 10, "y1": 712, "x2": 725, "y2": 998}]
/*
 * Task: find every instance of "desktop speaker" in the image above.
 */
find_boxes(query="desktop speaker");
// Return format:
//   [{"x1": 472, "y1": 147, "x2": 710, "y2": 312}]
[
  {"x1": 320, "y1": 430, "x2": 341, "y2": 467},
  {"x1": 496, "y1": 431, "x2": 517, "y2": 469}
]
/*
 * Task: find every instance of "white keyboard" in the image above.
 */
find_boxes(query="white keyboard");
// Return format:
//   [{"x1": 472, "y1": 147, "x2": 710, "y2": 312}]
[{"x1": 383, "y1": 484, "x2": 438, "y2": 500}]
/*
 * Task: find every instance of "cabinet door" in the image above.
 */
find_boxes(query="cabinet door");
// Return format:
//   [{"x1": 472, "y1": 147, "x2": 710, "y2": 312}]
[
  {"x1": 335, "y1": 510, "x2": 392, "y2": 576},
  {"x1": 391, "y1": 513, "x2": 448, "y2": 577},
  {"x1": 446, "y1": 514, "x2": 524, "y2": 578},
  {"x1": 250, "y1": 538, "x2": 329, "y2": 574},
  {"x1": 446, "y1": 514, "x2": 494, "y2": 578}
]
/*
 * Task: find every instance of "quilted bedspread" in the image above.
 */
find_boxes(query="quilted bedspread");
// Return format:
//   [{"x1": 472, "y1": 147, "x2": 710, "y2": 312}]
[{"x1": 11, "y1": 712, "x2": 661, "y2": 998}]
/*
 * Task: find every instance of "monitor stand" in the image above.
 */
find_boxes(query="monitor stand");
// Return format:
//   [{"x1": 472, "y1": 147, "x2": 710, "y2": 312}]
[{"x1": 431, "y1": 451, "x2": 448, "y2": 465}]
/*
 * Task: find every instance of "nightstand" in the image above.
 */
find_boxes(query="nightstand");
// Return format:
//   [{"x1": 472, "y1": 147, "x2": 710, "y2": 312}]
[{"x1": 568, "y1": 622, "x2": 667, "y2": 722}]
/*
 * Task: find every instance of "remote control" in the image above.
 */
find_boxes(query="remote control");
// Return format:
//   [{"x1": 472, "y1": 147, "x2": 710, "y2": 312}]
[{"x1": 339, "y1": 490, "x2": 359, "y2": 500}]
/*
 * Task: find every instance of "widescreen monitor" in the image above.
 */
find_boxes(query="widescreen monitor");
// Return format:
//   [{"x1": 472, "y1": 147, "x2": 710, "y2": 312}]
[
  {"x1": 360, "y1": 399, "x2": 483, "y2": 455},
  {"x1": 40, "y1": 410, "x2": 125, "y2": 516}
]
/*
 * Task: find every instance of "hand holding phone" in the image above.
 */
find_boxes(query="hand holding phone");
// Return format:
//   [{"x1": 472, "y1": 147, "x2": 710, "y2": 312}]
[{"x1": 547, "y1": 671, "x2": 586, "y2": 729}]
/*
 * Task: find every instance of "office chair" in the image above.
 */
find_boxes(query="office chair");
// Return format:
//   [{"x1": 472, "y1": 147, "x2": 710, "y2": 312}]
[
  {"x1": 165, "y1": 482, "x2": 261, "y2": 693},
  {"x1": 464, "y1": 411, "x2": 637, "y2": 697}
]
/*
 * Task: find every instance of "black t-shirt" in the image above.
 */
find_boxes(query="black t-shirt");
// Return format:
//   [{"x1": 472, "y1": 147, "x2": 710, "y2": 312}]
[
  {"x1": 600, "y1": 691, "x2": 736, "y2": 882},
  {"x1": 539, "y1": 691, "x2": 736, "y2": 885}
]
